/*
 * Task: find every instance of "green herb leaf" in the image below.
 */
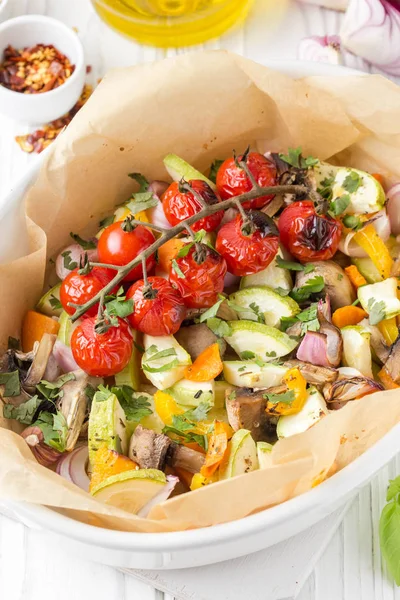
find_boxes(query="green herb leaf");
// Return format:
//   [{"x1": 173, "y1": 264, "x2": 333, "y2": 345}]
[
  {"x1": 380, "y1": 476, "x2": 400, "y2": 585},
  {"x1": 171, "y1": 259, "x2": 185, "y2": 279},
  {"x1": 343, "y1": 215, "x2": 362, "y2": 230},
  {"x1": 36, "y1": 373, "x2": 76, "y2": 402},
  {"x1": 276, "y1": 256, "x2": 314, "y2": 273},
  {"x1": 265, "y1": 351, "x2": 277, "y2": 358},
  {"x1": 194, "y1": 229, "x2": 207, "y2": 243},
  {"x1": 33, "y1": 411, "x2": 68, "y2": 453},
  {"x1": 199, "y1": 298, "x2": 225, "y2": 323},
  {"x1": 279, "y1": 147, "x2": 319, "y2": 169},
  {"x1": 330, "y1": 194, "x2": 351, "y2": 216},
  {"x1": 337, "y1": 273, "x2": 344, "y2": 281},
  {"x1": 240, "y1": 350, "x2": 256, "y2": 360},
  {"x1": 128, "y1": 172, "x2": 150, "y2": 192},
  {"x1": 95, "y1": 384, "x2": 114, "y2": 402},
  {"x1": 387, "y1": 477, "x2": 400, "y2": 502},
  {"x1": 248, "y1": 302, "x2": 265, "y2": 324},
  {"x1": 49, "y1": 295, "x2": 62, "y2": 310},
  {"x1": 290, "y1": 276, "x2": 325, "y2": 303},
  {"x1": 61, "y1": 251, "x2": 78, "y2": 271},
  {"x1": 206, "y1": 317, "x2": 232, "y2": 338},
  {"x1": 264, "y1": 389, "x2": 295, "y2": 405},
  {"x1": 228, "y1": 390, "x2": 237, "y2": 401},
  {"x1": 111, "y1": 385, "x2": 152, "y2": 422},
  {"x1": 99, "y1": 215, "x2": 114, "y2": 229},
  {"x1": 142, "y1": 359, "x2": 179, "y2": 373},
  {"x1": 70, "y1": 232, "x2": 96, "y2": 250},
  {"x1": 209, "y1": 159, "x2": 224, "y2": 184},
  {"x1": 3, "y1": 395, "x2": 42, "y2": 424},
  {"x1": 126, "y1": 193, "x2": 158, "y2": 215},
  {"x1": 275, "y1": 287, "x2": 290, "y2": 297},
  {"x1": 177, "y1": 243, "x2": 194, "y2": 258},
  {"x1": 105, "y1": 288, "x2": 134, "y2": 319},
  {"x1": 0, "y1": 371, "x2": 20, "y2": 397},
  {"x1": 342, "y1": 171, "x2": 362, "y2": 194},
  {"x1": 162, "y1": 402, "x2": 211, "y2": 450},
  {"x1": 145, "y1": 348, "x2": 177, "y2": 362},
  {"x1": 85, "y1": 384, "x2": 96, "y2": 402},
  {"x1": 367, "y1": 298, "x2": 386, "y2": 325}
]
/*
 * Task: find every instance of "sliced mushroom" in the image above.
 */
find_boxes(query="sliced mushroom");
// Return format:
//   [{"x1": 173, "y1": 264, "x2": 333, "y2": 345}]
[
  {"x1": 383, "y1": 337, "x2": 400, "y2": 383},
  {"x1": 295, "y1": 261, "x2": 355, "y2": 310},
  {"x1": 129, "y1": 425, "x2": 172, "y2": 469},
  {"x1": 167, "y1": 444, "x2": 205, "y2": 473},
  {"x1": 23, "y1": 333, "x2": 57, "y2": 392},
  {"x1": 57, "y1": 369, "x2": 99, "y2": 451},
  {"x1": 323, "y1": 376, "x2": 383, "y2": 406},
  {"x1": 284, "y1": 359, "x2": 338, "y2": 386},
  {"x1": 226, "y1": 388, "x2": 270, "y2": 442},
  {"x1": 174, "y1": 323, "x2": 226, "y2": 360}
]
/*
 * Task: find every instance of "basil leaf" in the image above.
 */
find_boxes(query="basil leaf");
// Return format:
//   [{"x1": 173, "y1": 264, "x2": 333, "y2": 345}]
[
  {"x1": 380, "y1": 496, "x2": 400, "y2": 585},
  {"x1": 3, "y1": 395, "x2": 42, "y2": 424},
  {"x1": 70, "y1": 232, "x2": 96, "y2": 250},
  {"x1": 0, "y1": 371, "x2": 20, "y2": 397}
]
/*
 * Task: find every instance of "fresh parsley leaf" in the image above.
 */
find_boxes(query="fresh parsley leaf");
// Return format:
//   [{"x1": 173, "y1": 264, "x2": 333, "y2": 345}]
[
  {"x1": 85, "y1": 384, "x2": 96, "y2": 402},
  {"x1": 162, "y1": 402, "x2": 211, "y2": 450},
  {"x1": 290, "y1": 276, "x2": 325, "y2": 303},
  {"x1": 162, "y1": 424, "x2": 208, "y2": 451},
  {"x1": 330, "y1": 194, "x2": 351, "y2": 216},
  {"x1": 142, "y1": 359, "x2": 179, "y2": 373},
  {"x1": 70, "y1": 232, "x2": 96, "y2": 250},
  {"x1": 3, "y1": 395, "x2": 42, "y2": 424},
  {"x1": 104, "y1": 288, "x2": 134, "y2": 319},
  {"x1": 238, "y1": 366, "x2": 246, "y2": 372},
  {"x1": 248, "y1": 302, "x2": 265, "y2": 324},
  {"x1": 176, "y1": 243, "x2": 194, "y2": 258},
  {"x1": 320, "y1": 175, "x2": 335, "y2": 189},
  {"x1": 265, "y1": 351, "x2": 277, "y2": 358},
  {"x1": 279, "y1": 147, "x2": 319, "y2": 169},
  {"x1": 342, "y1": 170, "x2": 362, "y2": 194},
  {"x1": 264, "y1": 389, "x2": 295, "y2": 405},
  {"x1": 128, "y1": 172, "x2": 150, "y2": 192},
  {"x1": 49, "y1": 295, "x2": 62, "y2": 310},
  {"x1": 183, "y1": 402, "x2": 211, "y2": 423},
  {"x1": 95, "y1": 384, "x2": 114, "y2": 402},
  {"x1": 209, "y1": 159, "x2": 224, "y2": 184},
  {"x1": 36, "y1": 373, "x2": 76, "y2": 402},
  {"x1": 379, "y1": 475, "x2": 400, "y2": 585},
  {"x1": 276, "y1": 256, "x2": 314, "y2": 273},
  {"x1": 145, "y1": 348, "x2": 177, "y2": 362},
  {"x1": 240, "y1": 350, "x2": 256, "y2": 360},
  {"x1": 199, "y1": 298, "x2": 225, "y2": 323},
  {"x1": 367, "y1": 298, "x2": 386, "y2": 325},
  {"x1": 61, "y1": 251, "x2": 78, "y2": 271},
  {"x1": 33, "y1": 411, "x2": 68, "y2": 453},
  {"x1": 317, "y1": 174, "x2": 335, "y2": 202},
  {"x1": 0, "y1": 371, "x2": 20, "y2": 397},
  {"x1": 171, "y1": 259, "x2": 185, "y2": 279},
  {"x1": 343, "y1": 215, "x2": 362, "y2": 230},
  {"x1": 126, "y1": 193, "x2": 158, "y2": 215},
  {"x1": 112, "y1": 385, "x2": 152, "y2": 422},
  {"x1": 281, "y1": 303, "x2": 320, "y2": 335},
  {"x1": 99, "y1": 215, "x2": 114, "y2": 229},
  {"x1": 206, "y1": 317, "x2": 232, "y2": 338}
]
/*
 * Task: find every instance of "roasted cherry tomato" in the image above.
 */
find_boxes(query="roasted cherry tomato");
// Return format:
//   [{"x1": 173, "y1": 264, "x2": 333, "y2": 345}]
[
  {"x1": 60, "y1": 267, "x2": 115, "y2": 317},
  {"x1": 97, "y1": 221, "x2": 156, "y2": 282},
  {"x1": 216, "y1": 152, "x2": 277, "y2": 209},
  {"x1": 126, "y1": 276, "x2": 186, "y2": 336},
  {"x1": 169, "y1": 243, "x2": 227, "y2": 308},
  {"x1": 215, "y1": 211, "x2": 279, "y2": 276},
  {"x1": 161, "y1": 180, "x2": 223, "y2": 232},
  {"x1": 71, "y1": 316, "x2": 133, "y2": 377},
  {"x1": 278, "y1": 201, "x2": 342, "y2": 263}
]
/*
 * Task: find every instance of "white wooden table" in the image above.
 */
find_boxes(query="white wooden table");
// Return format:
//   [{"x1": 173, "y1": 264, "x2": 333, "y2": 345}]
[{"x1": 1, "y1": 1, "x2": 399, "y2": 599}]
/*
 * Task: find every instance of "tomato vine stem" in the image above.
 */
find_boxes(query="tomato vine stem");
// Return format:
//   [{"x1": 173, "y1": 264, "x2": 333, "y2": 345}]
[{"x1": 70, "y1": 182, "x2": 309, "y2": 323}]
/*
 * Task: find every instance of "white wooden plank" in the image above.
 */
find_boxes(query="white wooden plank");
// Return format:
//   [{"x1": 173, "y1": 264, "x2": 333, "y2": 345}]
[{"x1": 314, "y1": 524, "x2": 344, "y2": 600}]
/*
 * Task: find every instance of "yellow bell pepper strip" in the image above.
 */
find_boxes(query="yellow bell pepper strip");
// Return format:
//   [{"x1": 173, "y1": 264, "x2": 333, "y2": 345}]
[
  {"x1": 353, "y1": 223, "x2": 393, "y2": 280},
  {"x1": 154, "y1": 390, "x2": 184, "y2": 426},
  {"x1": 378, "y1": 367, "x2": 400, "y2": 390},
  {"x1": 331, "y1": 305, "x2": 368, "y2": 329},
  {"x1": 344, "y1": 265, "x2": 367, "y2": 289},
  {"x1": 190, "y1": 472, "x2": 218, "y2": 491},
  {"x1": 265, "y1": 368, "x2": 307, "y2": 416},
  {"x1": 184, "y1": 343, "x2": 223, "y2": 382},
  {"x1": 377, "y1": 318, "x2": 399, "y2": 346},
  {"x1": 200, "y1": 420, "x2": 230, "y2": 478}
]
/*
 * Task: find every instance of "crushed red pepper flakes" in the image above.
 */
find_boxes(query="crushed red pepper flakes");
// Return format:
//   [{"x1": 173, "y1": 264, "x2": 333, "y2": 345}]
[
  {"x1": 15, "y1": 84, "x2": 92, "y2": 154},
  {"x1": 0, "y1": 44, "x2": 75, "y2": 94}
]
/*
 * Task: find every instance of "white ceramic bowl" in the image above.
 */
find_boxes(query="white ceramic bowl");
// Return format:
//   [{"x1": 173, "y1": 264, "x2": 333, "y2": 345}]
[
  {"x1": 0, "y1": 0, "x2": 11, "y2": 23},
  {"x1": 0, "y1": 15, "x2": 85, "y2": 123},
  {"x1": 0, "y1": 59, "x2": 390, "y2": 571}
]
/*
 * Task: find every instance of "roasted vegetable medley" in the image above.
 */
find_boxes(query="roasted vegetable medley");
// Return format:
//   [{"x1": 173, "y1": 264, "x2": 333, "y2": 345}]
[{"x1": 2, "y1": 148, "x2": 399, "y2": 515}]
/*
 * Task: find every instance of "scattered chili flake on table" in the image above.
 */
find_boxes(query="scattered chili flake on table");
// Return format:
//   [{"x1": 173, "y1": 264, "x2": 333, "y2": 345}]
[
  {"x1": 15, "y1": 84, "x2": 92, "y2": 154},
  {"x1": 0, "y1": 44, "x2": 75, "y2": 94}
]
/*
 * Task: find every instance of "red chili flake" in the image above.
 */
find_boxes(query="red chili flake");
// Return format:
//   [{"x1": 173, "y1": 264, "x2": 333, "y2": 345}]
[
  {"x1": 0, "y1": 44, "x2": 75, "y2": 94},
  {"x1": 15, "y1": 84, "x2": 93, "y2": 154}
]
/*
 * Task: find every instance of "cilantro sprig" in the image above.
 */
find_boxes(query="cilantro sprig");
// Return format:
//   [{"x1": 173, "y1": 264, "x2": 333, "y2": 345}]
[
  {"x1": 279, "y1": 147, "x2": 319, "y2": 169},
  {"x1": 290, "y1": 276, "x2": 325, "y2": 303}
]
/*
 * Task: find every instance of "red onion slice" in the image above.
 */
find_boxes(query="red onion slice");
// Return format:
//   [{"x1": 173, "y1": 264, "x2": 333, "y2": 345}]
[
  {"x1": 56, "y1": 446, "x2": 90, "y2": 492},
  {"x1": 148, "y1": 180, "x2": 169, "y2": 198},
  {"x1": 298, "y1": 35, "x2": 342, "y2": 64},
  {"x1": 137, "y1": 475, "x2": 179, "y2": 517},
  {"x1": 53, "y1": 339, "x2": 79, "y2": 373},
  {"x1": 147, "y1": 202, "x2": 172, "y2": 230},
  {"x1": 56, "y1": 243, "x2": 98, "y2": 280},
  {"x1": 387, "y1": 183, "x2": 400, "y2": 235},
  {"x1": 297, "y1": 331, "x2": 332, "y2": 368}
]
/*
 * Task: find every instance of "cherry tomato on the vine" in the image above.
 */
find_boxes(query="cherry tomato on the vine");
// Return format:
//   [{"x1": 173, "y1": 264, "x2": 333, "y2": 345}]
[
  {"x1": 161, "y1": 180, "x2": 223, "y2": 232},
  {"x1": 215, "y1": 211, "x2": 279, "y2": 277},
  {"x1": 169, "y1": 243, "x2": 227, "y2": 308},
  {"x1": 278, "y1": 201, "x2": 342, "y2": 263},
  {"x1": 216, "y1": 152, "x2": 277, "y2": 210},
  {"x1": 71, "y1": 316, "x2": 133, "y2": 377},
  {"x1": 60, "y1": 267, "x2": 115, "y2": 317},
  {"x1": 126, "y1": 276, "x2": 186, "y2": 336},
  {"x1": 97, "y1": 221, "x2": 156, "y2": 282}
]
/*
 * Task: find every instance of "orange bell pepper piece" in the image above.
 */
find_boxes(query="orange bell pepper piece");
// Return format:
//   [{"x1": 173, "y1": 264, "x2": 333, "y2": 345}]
[
  {"x1": 158, "y1": 238, "x2": 186, "y2": 273},
  {"x1": 266, "y1": 368, "x2": 307, "y2": 416},
  {"x1": 90, "y1": 443, "x2": 138, "y2": 492},
  {"x1": 377, "y1": 318, "x2": 399, "y2": 346},
  {"x1": 22, "y1": 310, "x2": 60, "y2": 352},
  {"x1": 332, "y1": 305, "x2": 368, "y2": 329},
  {"x1": 184, "y1": 343, "x2": 223, "y2": 382},
  {"x1": 378, "y1": 367, "x2": 399, "y2": 390},
  {"x1": 353, "y1": 224, "x2": 393, "y2": 280},
  {"x1": 200, "y1": 420, "x2": 229, "y2": 478},
  {"x1": 344, "y1": 265, "x2": 367, "y2": 289}
]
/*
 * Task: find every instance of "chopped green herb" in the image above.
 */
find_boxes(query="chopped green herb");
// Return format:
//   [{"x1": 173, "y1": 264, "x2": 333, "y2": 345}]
[
  {"x1": 162, "y1": 402, "x2": 211, "y2": 450},
  {"x1": 281, "y1": 303, "x2": 320, "y2": 334},
  {"x1": 279, "y1": 147, "x2": 319, "y2": 169},
  {"x1": 228, "y1": 390, "x2": 237, "y2": 401},
  {"x1": 194, "y1": 229, "x2": 207, "y2": 243},
  {"x1": 343, "y1": 171, "x2": 362, "y2": 194},
  {"x1": 33, "y1": 411, "x2": 68, "y2": 453},
  {"x1": 240, "y1": 351, "x2": 256, "y2": 360},
  {"x1": 290, "y1": 276, "x2": 325, "y2": 303},
  {"x1": 199, "y1": 298, "x2": 225, "y2": 323},
  {"x1": 265, "y1": 351, "x2": 277, "y2": 358},
  {"x1": 112, "y1": 385, "x2": 152, "y2": 421},
  {"x1": 264, "y1": 389, "x2": 295, "y2": 405},
  {"x1": 128, "y1": 172, "x2": 149, "y2": 191},
  {"x1": 61, "y1": 251, "x2": 78, "y2": 271},
  {"x1": 0, "y1": 371, "x2": 20, "y2": 397},
  {"x1": 177, "y1": 243, "x2": 194, "y2": 258},
  {"x1": 343, "y1": 215, "x2": 362, "y2": 230},
  {"x1": 126, "y1": 193, "x2": 158, "y2": 215},
  {"x1": 85, "y1": 384, "x2": 96, "y2": 402},
  {"x1": 104, "y1": 288, "x2": 134, "y2": 319},
  {"x1": 367, "y1": 298, "x2": 386, "y2": 325},
  {"x1": 99, "y1": 215, "x2": 114, "y2": 229},
  {"x1": 145, "y1": 348, "x2": 177, "y2": 362},
  {"x1": 249, "y1": 302, "x2": 266, "y2": 324},
  {"x1": 3, "y1": 394, "x2": 42, "y2": 424},
  {"x1": 142, "y1": 359, "x2": 179, "y2": 373},
  {"x1": 337, "y1": 273, "x2": 344, "y2": 281},
  {"x1": 95, "y1": 384, "x2": 114, "y2": 402},
  {"x1": 49, "y1": 295, "x2": 62, "y2": 310},
  {"x1": 330, "y1": 194, "x2": 351, "y2": 216},
  {"x1": 206, "y1": 317, "x2": 232, "y2": 338},
  {"x1": 171, "y1": 259, "x2": 185, "y2": 279},
  {"x1": 276, "y1": 256, "x2": 314, "y2": 274},
  {"x1": 36, "y1": 373, "x2": 76, "y2": 402},
  {"x1": 238, "y1": 366, "x2": 246, "y2": 372},
  {"x1": 70, "y1": 232, "x2": 96, "y2": 250},
  {"x1": 209, "y1": 159, "x2": 224, "y2": 184}
]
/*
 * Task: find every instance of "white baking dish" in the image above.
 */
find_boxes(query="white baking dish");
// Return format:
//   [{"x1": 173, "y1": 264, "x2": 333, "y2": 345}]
[{"x1": 2, "y1": 59, "x2": 392, "y2": 571}]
